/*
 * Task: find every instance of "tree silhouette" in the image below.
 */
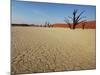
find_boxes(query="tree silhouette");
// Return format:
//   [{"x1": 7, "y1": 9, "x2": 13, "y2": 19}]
[
  {"x1": 44, "y1": 21, "x2": 52, "y2": 27},
  {"x1": 64, "y1": 9, "x2": 86, "y2": 29},
  {"x1": 82, "y1": 22, "x2": 86, "y2": 29},
  {"x1": 44, "y1": 21, "x2": 48, "y2": 27}
]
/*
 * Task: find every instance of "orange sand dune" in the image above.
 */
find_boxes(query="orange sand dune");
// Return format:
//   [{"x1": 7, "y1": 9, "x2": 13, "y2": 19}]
[{"x1": 53, "y1": 21, "x2": 96, "y2": 29}]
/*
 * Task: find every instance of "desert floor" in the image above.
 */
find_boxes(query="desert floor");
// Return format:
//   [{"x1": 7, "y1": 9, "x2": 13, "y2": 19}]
[{"x1": 11, "y1": 27, "x2": 96, "y2": 74}]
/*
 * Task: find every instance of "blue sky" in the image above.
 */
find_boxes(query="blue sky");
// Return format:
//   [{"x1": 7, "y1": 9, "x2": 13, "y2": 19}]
[{"x1": 12, "y1": 0, "x2": 96, "y2": 25}]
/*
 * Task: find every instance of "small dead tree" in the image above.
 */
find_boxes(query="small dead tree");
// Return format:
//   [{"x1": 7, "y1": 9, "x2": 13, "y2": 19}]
[
  {"x1": 82, "y1": 22, "x2": 86, "y2": 29},
  {"x1": 44, "y1": 21, "x2": 48, "y2": 27},
  {"x1": 47, "y1": 22, "x2": 51, "y2": 28},
  {"x1": 44, "y1": 21, "x2": 51, "y2": 27},
  {"x1": 64, "y1": 9, "x2": 86, "y2": 29}
]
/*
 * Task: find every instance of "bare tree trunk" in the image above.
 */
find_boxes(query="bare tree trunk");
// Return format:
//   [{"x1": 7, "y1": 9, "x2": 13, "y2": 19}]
[
  {"x1": 64, "y1": 9, "x2": 86, "y2": 30},
  {"x1": 72, "y1": 24, "x2": 76, "y2": 29},
  {"x1": 82, "y1": 23, "x2": 85, "y2": 29}
]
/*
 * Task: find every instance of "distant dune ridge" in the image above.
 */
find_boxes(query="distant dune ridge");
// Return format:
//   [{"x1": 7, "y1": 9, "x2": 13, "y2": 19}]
[
  {"x1": 52, "y1": 21, "x2": 96, "y2": 29},
  {"x1": 12, "y1": 21, "x2": 96, "y2": 29}
]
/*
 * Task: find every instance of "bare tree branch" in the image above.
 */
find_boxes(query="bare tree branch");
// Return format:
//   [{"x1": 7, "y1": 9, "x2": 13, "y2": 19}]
[
  {"x1": 68, "y1": 16, "x2": 73, "y2": 20},
  {"x1": 64, "y1": 9, "x2": 86, "y2": 29},
  {"x1": 64, "y1": 17, "x2": 71, "y2": 29},
  {"x1": 78, "y1": 16, "x2": 86, "y2": 22},
  {"x1": 76, "y1": 10, "x2": 85, "y2": 22}
]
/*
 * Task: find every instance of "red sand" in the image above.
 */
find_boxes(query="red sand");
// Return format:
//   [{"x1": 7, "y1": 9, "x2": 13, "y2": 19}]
[{"x1": 52, "y1": 21, "x2": 96, "y2": 29}]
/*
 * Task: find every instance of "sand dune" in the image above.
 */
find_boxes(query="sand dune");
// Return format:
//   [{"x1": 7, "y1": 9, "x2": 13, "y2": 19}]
[
  {"x1": 11, "y1": 27, "x2": 96, "y2": 74},
  {"x1": 53, "y1": 21, "x2": 96, "y2": 29}
]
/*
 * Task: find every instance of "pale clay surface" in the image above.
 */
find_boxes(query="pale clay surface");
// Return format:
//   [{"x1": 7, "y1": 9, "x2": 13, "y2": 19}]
[{"x1": 11, "y1": 27, "x2": 96, "y2": 74}]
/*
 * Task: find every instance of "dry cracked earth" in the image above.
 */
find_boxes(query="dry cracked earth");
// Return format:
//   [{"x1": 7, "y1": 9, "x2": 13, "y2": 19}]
[{"x1": 11, "y1": 27, "x2": 96, "y2": 74}]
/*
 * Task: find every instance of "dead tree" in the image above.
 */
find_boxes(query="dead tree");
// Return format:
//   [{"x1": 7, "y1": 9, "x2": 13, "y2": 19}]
[
  {"x1": 82, "y1": 22, "x2": 86, "y2": 29},
  {"x1": 44, "y1": 21, "x2": 48, "y2": 27},
  {"x1": 44, "y1": 21, "x2": 51, "y2": 27},
  {"x1": 47, "y1": 22, "x2": 51, "y2": 28},
  {"x1": 64, "y1": 9, "x2": 86, "y2": 29}
]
